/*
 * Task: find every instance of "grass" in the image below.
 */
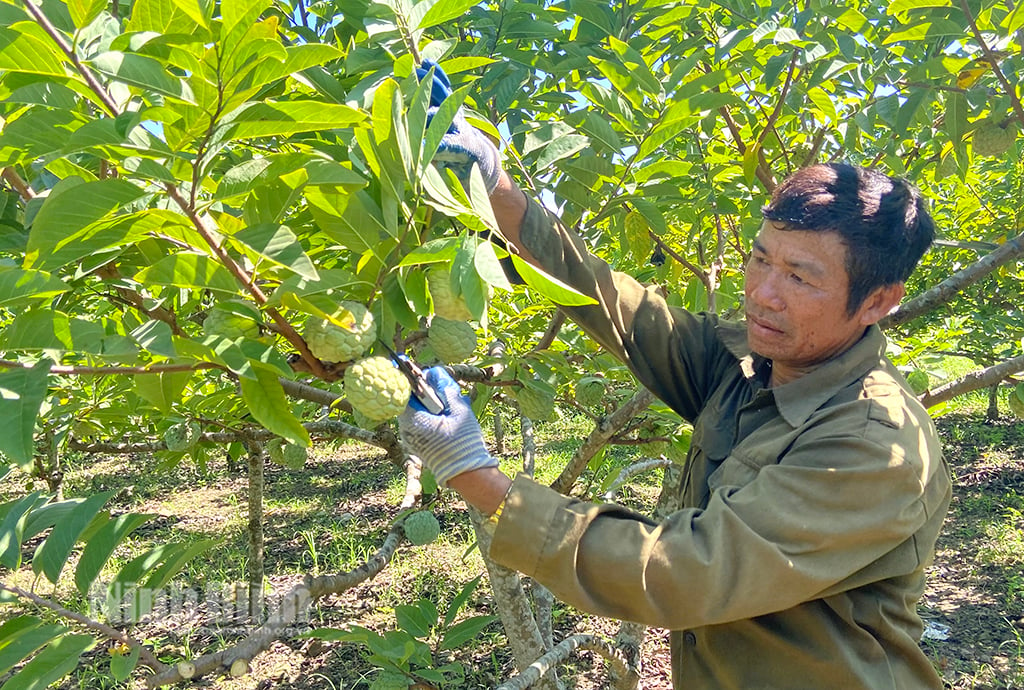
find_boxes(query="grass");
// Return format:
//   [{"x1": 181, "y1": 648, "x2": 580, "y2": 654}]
[{"x1": 2, "y1": 401, "x2": 1024, "y2": 688}]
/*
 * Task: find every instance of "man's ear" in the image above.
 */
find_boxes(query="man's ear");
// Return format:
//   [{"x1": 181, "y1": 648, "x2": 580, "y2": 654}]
[{"x1": 857, "y1": 283, "x2": 906, "y2": 326}]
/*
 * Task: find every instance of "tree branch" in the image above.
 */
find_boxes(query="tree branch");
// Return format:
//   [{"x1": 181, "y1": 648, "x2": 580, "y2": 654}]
[
  {"x1": 882, "y1": 229, "x2": 1024, "y2": 327},
  {"x1": 495, "y1": 634, "x2": 637, "y2": 690},
  {"x1": 1, "y1": 167, "x2": 35, "y2": 200},
  {"x1": 919, "y1": 354, "x2": 1024, "y2": 408},
  {"x1": 0, "y1": 582, "x2": 168, "y2": 673}
]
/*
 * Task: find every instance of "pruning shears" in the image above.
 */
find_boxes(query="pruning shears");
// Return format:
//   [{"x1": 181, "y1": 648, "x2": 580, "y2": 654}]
[{"x1": 377, "y1": 340, "x2": 448, "y2": 415}]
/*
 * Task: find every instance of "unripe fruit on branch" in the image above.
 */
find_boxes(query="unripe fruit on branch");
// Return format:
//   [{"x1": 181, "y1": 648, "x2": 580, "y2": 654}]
[
  {"x1": 403, "y1": 510, "x2": 441, "y2": 545},
  {"x1": 163, "y1": 421, "x2": 201, "y2": 452},
  {"x1": 267, "y1": 438, "x2": 308, "y2": 469},
  {"x1": 574, "y1": 376, "x2": 606, "y2": 406},
  {"x1": 906, "y1": 370, "x2": 930, "y2": 396},
  {"x1": 428, "y1": 317, "x2": 477, "y2": 363},
  {"x1": 972, "y1": 119, "x2": 1018, "y2": 157},
  {"x1": 304, "y1": 301, "x2": 376, "y2": 363},
  {"x1": 426, "y1": 268, "x2": 473, "y2": 321},
  {"x1": 517, "y1": 385, "x2": 555, "y2": 421},
  {"x1": 344, "y1": 356, "x2": 412, "y2": 423},
  {"x1": 203, "y1": 305, "x2": 260, "y2": 340}
]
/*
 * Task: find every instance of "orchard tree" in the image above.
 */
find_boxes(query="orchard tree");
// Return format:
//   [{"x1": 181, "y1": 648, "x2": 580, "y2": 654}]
[{"x1": 0, "y1": 0, "x2": 1022, "y2": 687}]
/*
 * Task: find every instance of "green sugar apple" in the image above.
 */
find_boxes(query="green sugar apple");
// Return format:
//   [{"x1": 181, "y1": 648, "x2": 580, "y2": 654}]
[
  {"x1": 304, "y1": 301, "x2": 376, "y2": 363},
  {"x1": 973, "y1": 120, "x2": 1018, "y2": 157},
  {"x1": 906, "y1": 370, "x2": 930, "y2": 396},
  {"x1": 426, "y1": 267, "x2": 473, "y2": 321},
  {"x1": 163, "y1": 421, "x2": 200, "y2": 452},
  {"x1": 574, "y1": 376, "x2": 606, "y2": 406},
  {"x1": 203, "y1": 305, "x2": 260, "y2": 340},
  {"x1": 344, "y1": 356, "x2": 412, "y2": 422},
  {"x1": 517, "y1": 385, "x2": 555, "y2": 421},
  {"x1": 403, "y1": 510, "x2": 441, "y2": 545},
  {"x1": 428, "y1": 317, "x2": 477, "y2": 363},
  {"x1": 267, "y1": 438, "x2": 308, "y2": 469}
]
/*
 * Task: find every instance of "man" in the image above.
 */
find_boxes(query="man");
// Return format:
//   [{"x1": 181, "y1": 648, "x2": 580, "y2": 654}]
[{"x1": 399, "y1": 63, "x2": 952, "y2": 689}]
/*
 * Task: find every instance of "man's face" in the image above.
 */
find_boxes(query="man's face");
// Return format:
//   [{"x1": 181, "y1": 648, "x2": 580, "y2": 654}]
[{"x1": 744, "y1": 221, "x2": 885, "y2": 385}]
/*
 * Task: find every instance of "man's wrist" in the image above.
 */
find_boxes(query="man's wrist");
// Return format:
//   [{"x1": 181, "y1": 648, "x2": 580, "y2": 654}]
[{"x1": 446, "y1": 466, "x2": 513, "y2": 515}]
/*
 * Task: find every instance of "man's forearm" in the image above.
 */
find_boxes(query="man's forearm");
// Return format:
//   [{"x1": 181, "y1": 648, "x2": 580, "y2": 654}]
[
  {"x1": 447, "y1": 466, "x2": 513, "y2": 516},
  {"x1": 490, "y1": 171, "x2": 534, "y2": 264}
]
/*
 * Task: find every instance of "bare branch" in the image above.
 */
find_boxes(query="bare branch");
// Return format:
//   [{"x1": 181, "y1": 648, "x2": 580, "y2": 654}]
[
  {"x1": 532, "y1": 312, "x2": 566, "y2": 352},
  {"x1": 919, "y1": 354, "x2": 1024, "y2": 408},
  {"x1": 604, "y1": 457, "x2": 673, "y2": 501},
  {"x1": 495, "y1": 634, "x2": 637, "y2": 690},
  {"x1": 1, "y1": 167, "x2": 35, "y2": 200},
  {"x1": 882, "y1": 230, "x2": 1024, "y2": 327}
]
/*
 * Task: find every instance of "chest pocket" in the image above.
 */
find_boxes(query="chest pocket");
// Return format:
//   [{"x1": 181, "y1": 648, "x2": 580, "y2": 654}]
[
  {"x1": 684, "y1": 382, "x2": 744, "y2": 508},
  {"x1": 707, "y1": 446, "x2": 779, "y2": 491}
]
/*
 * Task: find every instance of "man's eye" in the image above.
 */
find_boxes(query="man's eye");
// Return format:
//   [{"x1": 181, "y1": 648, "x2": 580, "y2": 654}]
[{"x1": 789, "y1": 273, "x2": 805, "y2": 284}]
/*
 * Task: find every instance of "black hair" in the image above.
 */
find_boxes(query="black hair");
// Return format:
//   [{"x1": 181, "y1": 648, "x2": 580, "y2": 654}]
[{"x1": 761, "y1": 163, "x2": 935, "y2": 314}]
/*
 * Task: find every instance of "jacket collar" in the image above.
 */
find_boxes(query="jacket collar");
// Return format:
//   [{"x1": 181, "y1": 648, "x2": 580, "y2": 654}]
[{"x1": 717, "y1": 321, "x2": 888, "y2": 427}]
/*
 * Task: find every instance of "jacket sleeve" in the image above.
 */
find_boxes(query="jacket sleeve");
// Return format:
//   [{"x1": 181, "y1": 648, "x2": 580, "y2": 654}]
[
  {"x1": 513, "y1": 198, "x2": 733, "y2": 422},
  {"x1": 488, "y1": 402, "x2": 947, "y2": 631}
]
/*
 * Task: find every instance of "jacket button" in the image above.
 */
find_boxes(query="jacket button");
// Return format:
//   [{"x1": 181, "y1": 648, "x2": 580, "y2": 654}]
[{"x1": 684, "y1": 631, "x2": 696, "y2": 646}]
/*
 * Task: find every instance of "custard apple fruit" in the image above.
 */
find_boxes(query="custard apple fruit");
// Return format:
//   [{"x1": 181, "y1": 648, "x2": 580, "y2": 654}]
[
  {"x1": 906, "y1": 370, "x2": 929, "y2": 396},
  {"x1": 304, "y1": 301, "x2": 376, "y2": 363},
  {"x1": 203, "y1": 305, "x2": 260, "y2": 340},
  {"x1": 344, "y1": 356, "x2": 412, "y2": 422},
  {"x1": 428, "y1": 317, "x2": 477, "y2": 363},
  {"x1": 973, "y1": 120, "x2": 1018, "y2": 157},
  {"x1": 574, "y1": 376, "x2": 606, "y2": 406},
  {"x1": 369, "y1": 671, "x2": 411, "y2": 690},
  {"x1": 426, "y1": 268, "x2": 473, "y2": 321},
  {"x1": 164, "y1": 421, "x2": 200, "y2": 452},
  {"x1": 403, "y1": 510, "x2": 441, "y2": 545},
  {"x1": 267, "y1": 438, "x2": 308, "y2": 469},
  {"x1": 517, "y1": 385, "x2": 555, "y2": 421},
  {"x1": 1009, "y1": 384, "x2": 1024, "y2": 419}
]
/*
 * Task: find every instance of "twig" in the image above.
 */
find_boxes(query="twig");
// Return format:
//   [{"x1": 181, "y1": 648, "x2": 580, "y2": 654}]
[
  {"x1": 531, "y1": 312, "x2": 566, "y2": 352},
  {"x1": 495, "y1": 634, "x2": 637, "y2": 690},
  {"x1": 0, "y1": 582, "x2": 168, "y2": 673},
  {"x1": 1, "y1": 167, "x2": 35, "y2": 200},
  {"x1": 604, "y1": 457, "x2": 672, "y2": 501}
]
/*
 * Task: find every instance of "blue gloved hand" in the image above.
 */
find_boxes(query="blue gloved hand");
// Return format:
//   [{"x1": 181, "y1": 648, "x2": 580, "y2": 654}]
[
  {"x1": 398, "y1": 366, "x2": 498, "y2": 487},
  {"x1": 415, "y1": 59, "x2": 502, "y2": 194}
]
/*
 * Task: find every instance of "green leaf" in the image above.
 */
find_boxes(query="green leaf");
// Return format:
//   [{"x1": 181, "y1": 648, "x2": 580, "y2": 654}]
[
  {"x1": 474, "y1": 240, "x2": 512, "y2": 292},
  {"x1": 0, "y1": 267, "x2": 69, "y2": 307},
  {"x1": 439, "y1": 614, "x2": 497, "y2": 650},
  {"x1": 142, "y1": 537, "x2": 220, "y2": 591},
  {"x1": 109, "y1": 644, "x2": 141, "y2": 681},
  {"x1": 26, "y1": 179, "x2": 146, "y2": 269},
  {"x1": 75, "y1": 513, "x2": 155, "y2": 595},
  {"x1": 535, "y1": 134, "x2": 589, "y2": 170},
  {"x1": 233, "y1": 224, "x2": 318, "y2": 279},
  {"x1": 0, "y1": 361, "x2": 51, "y2": 469},
  {"x1": 397, "y1": 238, "x2": 459, "y2": 267},
  {"x1": 34, "y1": 491, "x2": 117, "y2": 585},
  {"x1": 0, "y1": 619, "x2": 67, "y2": 672},
  {"x1": 413, "y1": 0, "x2": 480, "y2": 29},
  {"x1": 168, "y1": 0, "x2": 210, "y2": 29},
  {"x1": 443, "y1": 574, "x2": 482, "y2": 627},
  {"x1": 508, "y1": 255, "x2": 598, "y2": 307},
  {"x1": 68, "y1": 0, "x2": 108, "y2": 28},
  {"x1": 0, "y1": 27, "x2": 67, "y2": 77},
  {"x1": 0, "y1": 633, "x2": 95, "y2": 690},
  {"x1": 135, "y1": 253, "x2": 239, "y2": 293},
  {"x1": 133, "y1": 371, "x2": 190, "y2": 413},
  {"x1": 89, "y1": 52, "x2": 195, "y2": 103},
  {"x1": 219, "y1": 102, "x2": 365, "y2": 141},
  {"x1": 0, "y1": 493, "x2": 44, "y2": 570},
  {"x1": 944, "y1": 91, "x2": 968, "y2": 147},
  {"x1": 394, "y1": 601, "x2": 436, "y2": 639},
  {"x1": 239, "y1": 361, "x2": 310, "y2": 446}
]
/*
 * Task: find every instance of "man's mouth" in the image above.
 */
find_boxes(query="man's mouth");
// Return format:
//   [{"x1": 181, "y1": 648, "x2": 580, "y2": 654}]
[{"x1": 747, "y1": 314, "x2": 784, "y2": 335}]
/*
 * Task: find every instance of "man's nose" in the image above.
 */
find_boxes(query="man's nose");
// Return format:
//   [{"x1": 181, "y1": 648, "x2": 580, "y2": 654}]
[{"x1": 747, "y1": 273, "x2": 785, "y2": 312}]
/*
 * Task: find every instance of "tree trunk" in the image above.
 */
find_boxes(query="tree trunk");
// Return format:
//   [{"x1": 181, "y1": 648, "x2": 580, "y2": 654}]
[
  {"x1": 245, "y1": 443, "x2": 265, "y2": 622},
  {"x1": 987, "y1": 383, "x2": 1000, "y2": 421}
]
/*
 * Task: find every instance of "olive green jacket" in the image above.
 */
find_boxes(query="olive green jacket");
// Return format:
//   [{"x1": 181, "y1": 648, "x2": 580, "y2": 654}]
[{"x1": 489, "y1": 199, "x2": 952, "y2": 689}]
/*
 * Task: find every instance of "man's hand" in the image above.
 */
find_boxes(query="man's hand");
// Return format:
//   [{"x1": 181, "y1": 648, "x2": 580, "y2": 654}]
[
  {"x1": 398, "y1": 366, "x2": 498, "y2": 487},
  {"x1": 416, "y1": 59, "x2": 502, "y2": 193}
]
